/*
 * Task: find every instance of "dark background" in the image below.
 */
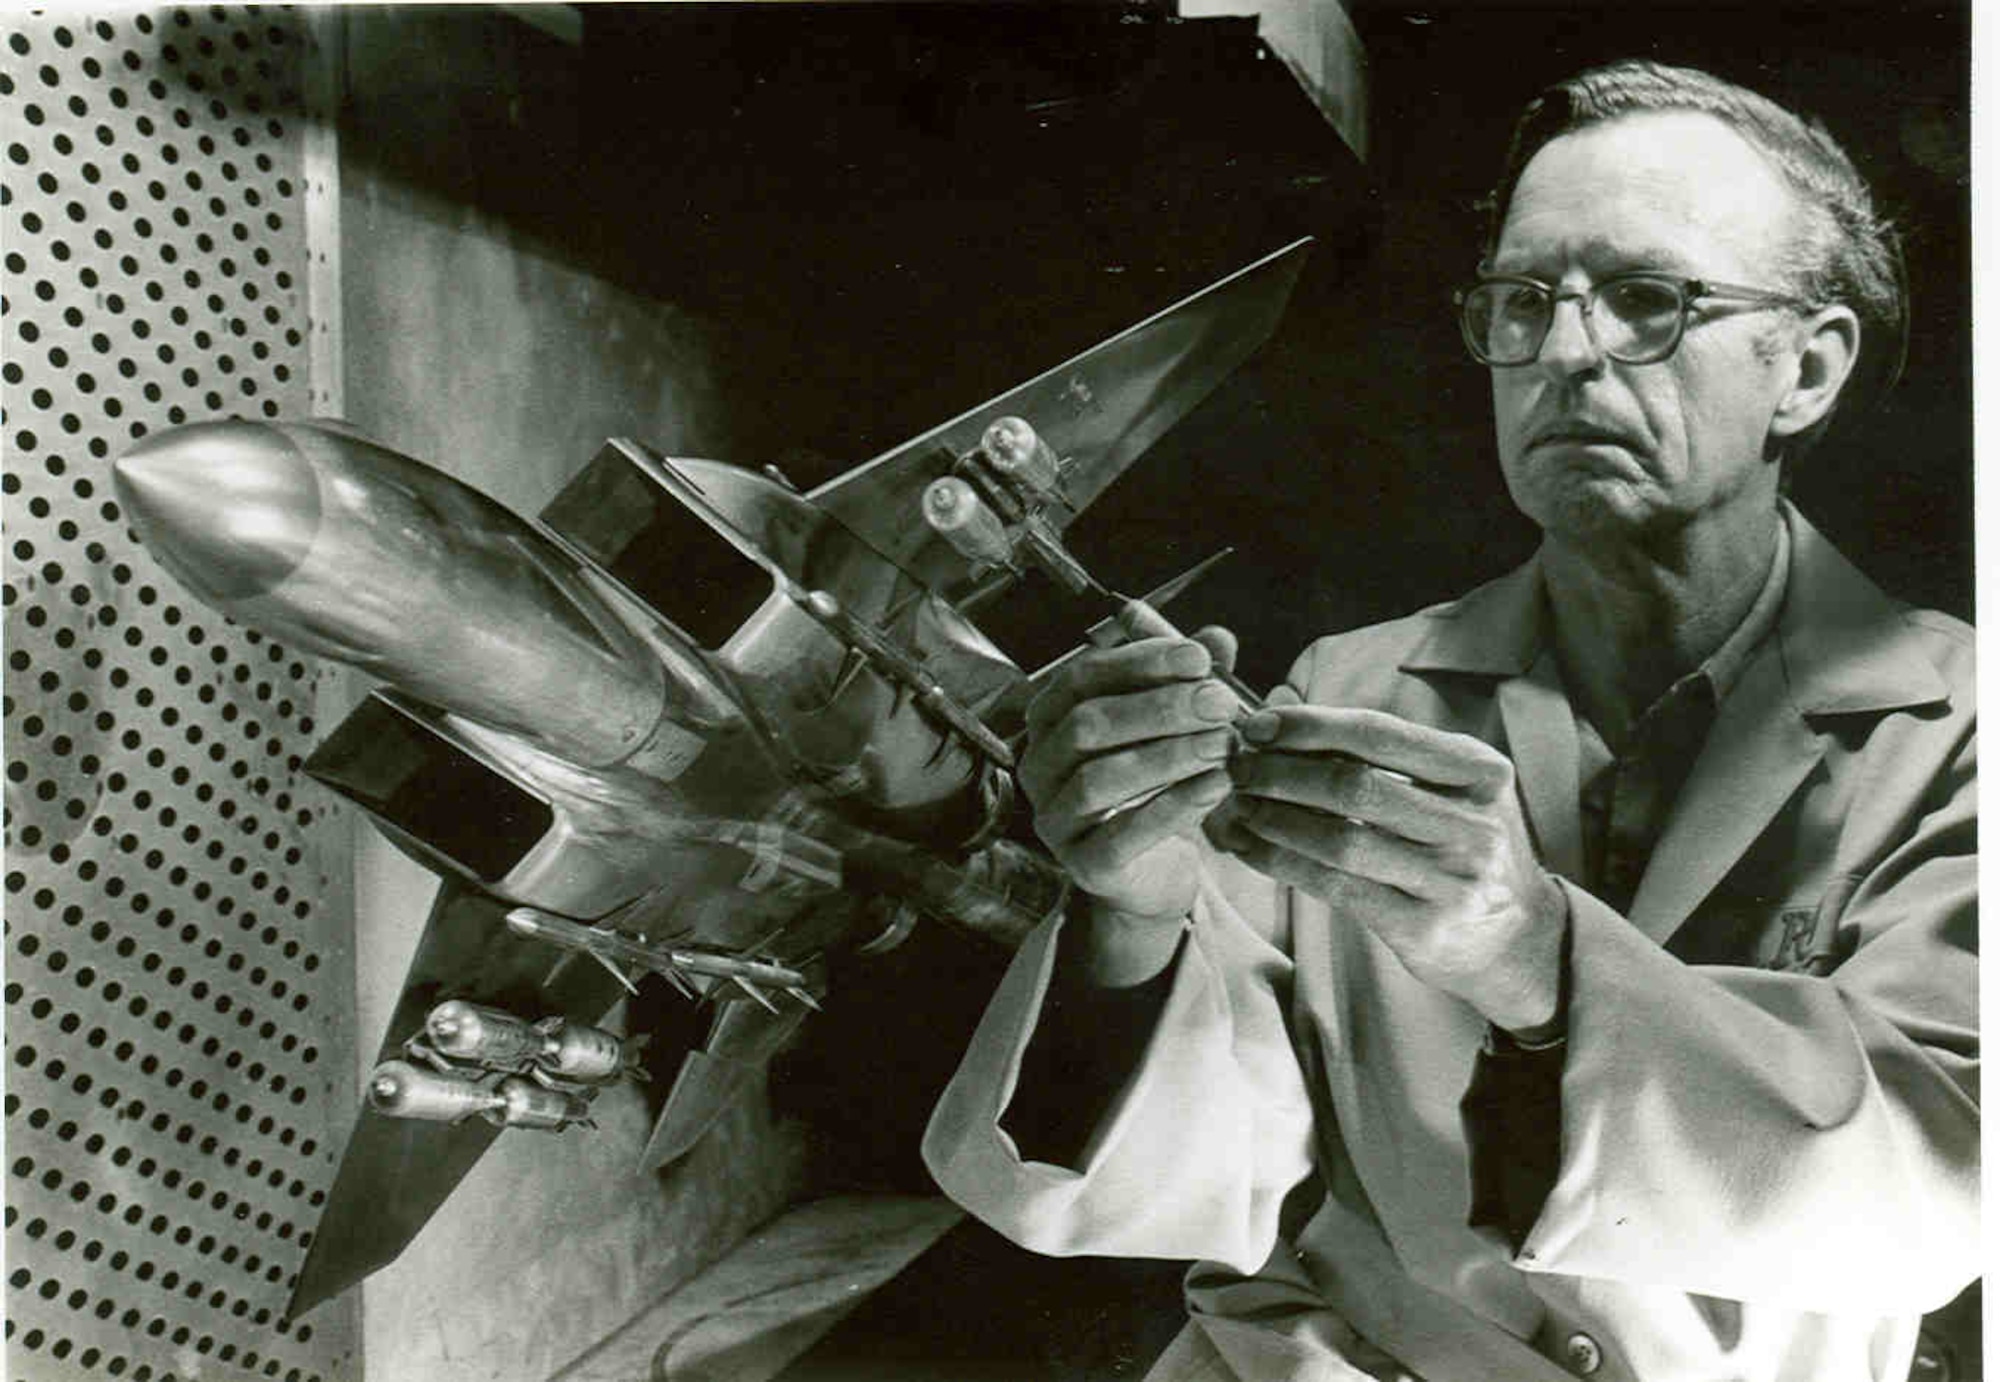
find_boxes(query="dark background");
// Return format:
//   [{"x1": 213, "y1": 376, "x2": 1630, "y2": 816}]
[
  {"x1": 345, "y1": 1, "x2": 1971, "y2": 689},
  {"x1": 337, "y1": 4, "x2": 1972, "y2": 1376}
]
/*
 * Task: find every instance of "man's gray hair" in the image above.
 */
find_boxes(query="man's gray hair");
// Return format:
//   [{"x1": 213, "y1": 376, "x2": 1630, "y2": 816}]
[{"x1": 1484, "y1": 60, "x2": 1907, "y2": 438}]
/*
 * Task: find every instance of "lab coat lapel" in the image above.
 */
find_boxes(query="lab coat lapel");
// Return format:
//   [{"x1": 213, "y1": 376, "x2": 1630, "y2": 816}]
[
  {"x1": 1496, "y1": 654, "x2": 1584, "y2": 881},
  {"x1": 1624, "y1": 503, "x2": 1949, "y2": 944},
  {"x1": 1622, "y1": 646, "x2": 1821, "y2": 944},
  {"x1": 1400, "y1": 557, "x2": 1583, "y2": 881}
]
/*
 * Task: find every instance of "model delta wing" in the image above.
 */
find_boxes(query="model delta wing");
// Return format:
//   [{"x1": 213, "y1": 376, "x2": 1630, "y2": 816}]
[{"x1": 109, "y1": 238, "x2": 1311, "y2": 1316}]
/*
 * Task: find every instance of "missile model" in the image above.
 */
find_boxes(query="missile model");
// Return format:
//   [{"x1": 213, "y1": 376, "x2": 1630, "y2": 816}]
[{"x1": 111, "y1": 237, "x2": 1312, "y2": 1314}]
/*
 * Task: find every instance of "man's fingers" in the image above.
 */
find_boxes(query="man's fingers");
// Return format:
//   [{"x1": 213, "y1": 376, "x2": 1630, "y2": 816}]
[
  {"x1": 1190, "y1": 624, "x2": 1239, "y2": 679},
  {"x1": 1230, "y1": 798, "x2": 1469, "y2": 898},
  {"x1": 1063, "y1": 768, "x2": 1233, "y2": 874},
  {"x1": 1026, "y1": 637, "x2": 1212, "y2": 737},
  {"x1": 1019, "y1": 637, "x2": 1242, "y2": 810},
  {"x1": 1055, "y1": 678, "x2": 1244, "y2": 758},
  {"x1": 1238, "y1": 706, "x2": 1512, "y2": 796},
  {"x1": 1018, "y1": 679, "x2": 1238, "y2": 805},
  {"x1": 1041, "y1": 729, "x2": 1236, "y2": 841},
  {"x1": 1222, "y1": 829, "x2": 1427, "y2": 925},
  {"x1": 1229, "y1": 751, "x2": 1486, "y2": 846}
]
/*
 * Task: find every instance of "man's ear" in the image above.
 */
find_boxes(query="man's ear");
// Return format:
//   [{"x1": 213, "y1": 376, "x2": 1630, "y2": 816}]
[{"x1": 1769, "y1": 305, "x2": 1861, "y2": 440}]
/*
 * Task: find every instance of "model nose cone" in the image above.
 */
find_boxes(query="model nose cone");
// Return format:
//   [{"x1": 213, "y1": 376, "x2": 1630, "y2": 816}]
[{"x1": 114, "y1": 420, "x2": 322, "y2": 604}]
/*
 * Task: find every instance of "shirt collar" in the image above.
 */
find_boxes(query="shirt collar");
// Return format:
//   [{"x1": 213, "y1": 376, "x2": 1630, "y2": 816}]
[{"x1": 1691, "y1": 516, "x2": 1788, "y2": 703}]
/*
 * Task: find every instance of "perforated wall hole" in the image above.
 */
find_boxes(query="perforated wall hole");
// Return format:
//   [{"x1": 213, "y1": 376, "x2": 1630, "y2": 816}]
[{"x1": 4, "y1": 9, "x2": 359, "y2": 1381}]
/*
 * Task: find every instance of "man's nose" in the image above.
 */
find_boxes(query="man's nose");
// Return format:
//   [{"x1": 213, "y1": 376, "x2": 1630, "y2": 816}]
[{"x1": 1537, "y1": 294, "x2": 1605, "y2": 375}]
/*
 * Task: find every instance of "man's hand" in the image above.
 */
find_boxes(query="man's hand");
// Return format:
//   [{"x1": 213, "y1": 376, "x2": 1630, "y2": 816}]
[
  {"x1": 1214, "y1": 706, "x2": 1566, "y2": 1033},
  {"x1": 1016, "y1": 627, "x2": 1244, "y2": 986}
]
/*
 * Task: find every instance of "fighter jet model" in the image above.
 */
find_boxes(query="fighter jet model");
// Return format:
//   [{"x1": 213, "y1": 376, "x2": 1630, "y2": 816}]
[{"x1": 111, "y1": 238, "x2": 1311, "y2": 1315}]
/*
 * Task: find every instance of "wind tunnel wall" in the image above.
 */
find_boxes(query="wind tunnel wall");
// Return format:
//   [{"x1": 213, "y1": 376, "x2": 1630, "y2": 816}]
[
  {"x1": 2, "y1": 9, "x2": 362, "y2": 1382},
  {"x1": 4, "y1": 6, "x2": 810, "y2": 1381}
]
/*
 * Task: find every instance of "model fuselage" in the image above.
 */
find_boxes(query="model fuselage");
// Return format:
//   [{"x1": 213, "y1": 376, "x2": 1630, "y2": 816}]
[{"x1": 108, "y1": 237, "x2": 1313, "y2": 1315}]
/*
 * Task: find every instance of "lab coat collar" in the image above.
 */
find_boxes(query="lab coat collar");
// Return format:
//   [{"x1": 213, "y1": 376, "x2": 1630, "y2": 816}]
[
  {"x1": 1390, "y1": 501, "x2": 1951, "y2": 945},
  {"x1": 1625, "y1": 504, "x2": 1951, "y2": 939},
  {"x1": 1774, "y1": 502, "x2": 1951, "y2": 715},
  {"x1": 1396, "y1": 560, "x2": 1546, "y2": 679}
]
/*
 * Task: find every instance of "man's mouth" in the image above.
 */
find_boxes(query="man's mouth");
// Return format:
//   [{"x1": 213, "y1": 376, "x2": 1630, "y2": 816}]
[{"x1": 1531, "y1": 423, "x2": 1637, "y2": 450}]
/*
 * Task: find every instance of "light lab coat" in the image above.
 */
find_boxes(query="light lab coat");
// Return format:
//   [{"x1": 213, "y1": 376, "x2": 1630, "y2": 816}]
[{"x1": 924, "y1": 504, "x2": 1978, "y2": 1382}]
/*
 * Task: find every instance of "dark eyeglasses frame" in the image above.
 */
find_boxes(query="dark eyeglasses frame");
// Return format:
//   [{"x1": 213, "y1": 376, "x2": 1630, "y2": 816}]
[{"x1": 1454, "y1": 270, "x2": 1816, "y2": 367}]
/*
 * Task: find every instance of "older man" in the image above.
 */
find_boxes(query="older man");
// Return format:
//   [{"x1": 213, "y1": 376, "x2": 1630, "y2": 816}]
[{"x1": 923, "y1": 60, "x2": 1977, "y2": 1382}]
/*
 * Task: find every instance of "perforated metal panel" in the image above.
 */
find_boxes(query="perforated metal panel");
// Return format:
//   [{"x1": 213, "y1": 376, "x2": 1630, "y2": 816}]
[{"x1": 4, "y1": 9, "x2": 360, "y2": 1381}]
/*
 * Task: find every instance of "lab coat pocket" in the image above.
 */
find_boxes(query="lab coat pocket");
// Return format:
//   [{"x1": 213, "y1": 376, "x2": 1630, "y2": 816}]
[{"x1": 1666, "y1": 873, "x2": 1856, "y2": 973}]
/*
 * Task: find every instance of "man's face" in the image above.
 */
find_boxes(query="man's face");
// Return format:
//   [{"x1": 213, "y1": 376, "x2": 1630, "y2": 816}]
[{"x1": 1489, "y1": 111, "x2": 1805, "y2": 544}]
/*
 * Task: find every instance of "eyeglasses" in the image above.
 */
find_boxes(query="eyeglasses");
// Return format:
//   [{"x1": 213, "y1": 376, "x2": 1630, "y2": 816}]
[{"x1": 1455, "y1": 271, "x2": 1814, "y2": 367}]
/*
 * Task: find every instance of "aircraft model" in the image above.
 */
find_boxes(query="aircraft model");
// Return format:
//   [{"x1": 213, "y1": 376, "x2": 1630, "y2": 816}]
[{"x1": 111, "y1": 237, "x2": 1311, "y2": 1315}]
